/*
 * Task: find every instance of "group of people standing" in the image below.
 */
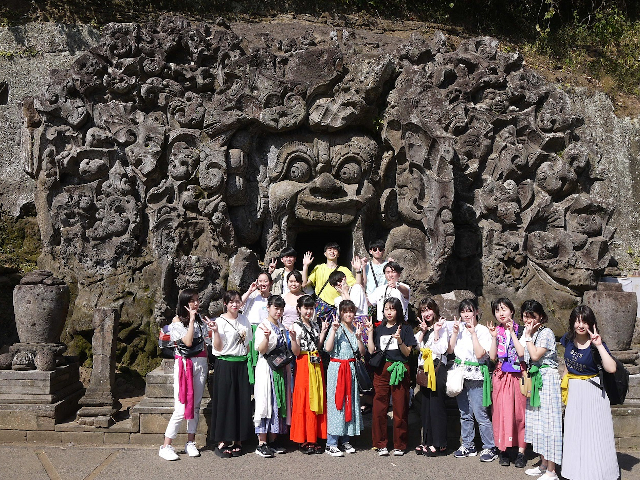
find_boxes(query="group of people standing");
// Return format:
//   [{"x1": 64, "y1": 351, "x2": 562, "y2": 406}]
[{"x1": 158, "y1": 241, "x2": 620, "y2": 480}]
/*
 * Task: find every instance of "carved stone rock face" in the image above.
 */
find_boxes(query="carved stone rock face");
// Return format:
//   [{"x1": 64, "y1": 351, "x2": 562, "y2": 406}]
[{"x1": 20, "y1": 17, "x2": 614, "y2": 344}]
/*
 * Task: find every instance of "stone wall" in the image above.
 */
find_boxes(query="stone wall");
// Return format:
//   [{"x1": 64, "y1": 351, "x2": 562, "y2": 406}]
[{"x1": 1, "y1": 19, "x2": 640, "y2": 364}]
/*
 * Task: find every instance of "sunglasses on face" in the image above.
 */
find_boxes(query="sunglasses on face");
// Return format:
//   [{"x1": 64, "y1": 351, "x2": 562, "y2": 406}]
[{"x1": 371, "y1": 247, "x2": 384, "y2": 252}]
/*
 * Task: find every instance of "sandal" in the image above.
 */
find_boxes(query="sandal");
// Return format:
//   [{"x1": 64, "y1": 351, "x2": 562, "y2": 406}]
[
  {"x1": 415, "y1": 444, "x2": 426, "y2": 455},
  {"x1": 424, "y1": 446, "x2": 438, "y2": 457},
  {"x1": 314, "y1": 444, "x2": 324, "y2": 454},
  {"x1": 215, "y1": 444, "x2": 232, "y2": 458},
  {"x1": 231, "y1": 444, "x2": 242, "y2": 457}
]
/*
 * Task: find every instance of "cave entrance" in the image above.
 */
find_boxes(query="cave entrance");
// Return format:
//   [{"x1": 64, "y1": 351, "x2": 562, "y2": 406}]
[{"x1": 294, "y1": 229, "x2": 353, "y2": 271}]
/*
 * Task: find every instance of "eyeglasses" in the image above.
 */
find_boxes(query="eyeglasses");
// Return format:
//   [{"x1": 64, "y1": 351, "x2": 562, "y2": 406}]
[{"x1": 371, "y1": 247, "x2": 384, "y2": 252}]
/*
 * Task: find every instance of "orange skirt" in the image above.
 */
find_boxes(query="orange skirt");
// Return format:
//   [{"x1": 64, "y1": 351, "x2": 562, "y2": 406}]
[{"x1": 290, "y1": 354, "x2": 327, "y2": 443}]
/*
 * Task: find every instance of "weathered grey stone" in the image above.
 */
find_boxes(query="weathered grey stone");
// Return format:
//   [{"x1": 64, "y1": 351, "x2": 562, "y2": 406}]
[
  {"x1": 13, "y1": 271, "x2": 69, "y2": 345},
  {"x1": 77, "y1": 309, "x2": 120, "y2": 426},
  {"x1": 1, "y1": 17, "x2": 625, "y2": 365},
  {"x1": 584, "y1": 285, "x2": 638, "y2": 350}
]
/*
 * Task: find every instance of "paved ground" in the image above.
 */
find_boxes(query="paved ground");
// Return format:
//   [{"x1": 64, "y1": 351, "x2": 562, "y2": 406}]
[{"x1": 1, "y1": 442, "x2": 639, "y2": 480}]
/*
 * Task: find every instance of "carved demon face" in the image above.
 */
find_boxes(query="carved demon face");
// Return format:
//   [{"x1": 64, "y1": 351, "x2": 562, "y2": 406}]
[{"x1": 263, "y1": 132, "x2": 378, "y2": 235}]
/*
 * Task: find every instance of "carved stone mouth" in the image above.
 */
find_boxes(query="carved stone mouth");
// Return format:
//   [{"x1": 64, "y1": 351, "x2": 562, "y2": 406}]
[{"x1": 295, "y1": 192, "x2": 362, "y2": 226}]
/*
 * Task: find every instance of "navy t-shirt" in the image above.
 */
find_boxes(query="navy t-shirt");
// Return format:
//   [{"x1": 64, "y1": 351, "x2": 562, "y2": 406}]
[
  {"x1": 373, "y1": 323, "x2": 417, "y2": 363},
  {"x1": 560, "y1": 333, "x2": 610, "y2": 375}
]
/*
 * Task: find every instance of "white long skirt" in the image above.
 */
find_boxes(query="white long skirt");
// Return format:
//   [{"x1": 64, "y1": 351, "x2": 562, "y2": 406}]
[{"x1": 562, "y1": 377, "x2": 619, "y2": 480}]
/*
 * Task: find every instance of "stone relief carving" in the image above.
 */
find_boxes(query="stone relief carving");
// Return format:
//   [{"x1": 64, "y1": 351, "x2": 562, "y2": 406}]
[{"x1": 21, "y1": 17, "x2": 613, "y2": 341}]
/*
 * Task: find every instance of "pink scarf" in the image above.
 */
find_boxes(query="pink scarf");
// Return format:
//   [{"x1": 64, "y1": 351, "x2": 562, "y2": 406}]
[{"x1": 175, "y1": 351, "x2": 206, "y2": 419}]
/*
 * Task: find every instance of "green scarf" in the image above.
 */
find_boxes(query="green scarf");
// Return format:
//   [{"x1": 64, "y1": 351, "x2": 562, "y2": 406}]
[
  {"x1": 246, "y1": 325, "x2": 258, "y2": 385},
  {"x1": 272, "y1": 368, "x2": 287, "y2": 418},
  {"x1": 455, "y1": 358, "x2": 492, "y2": 407},
  {"x1": 387, "y1": 361, "x2": 408, "y2": 386},
  {"x1": 218, "y1": 354, "x2": 254, "y2": 385},
  {"x1": 527, "y1": 365, "x2": 549, "y2": 408}
]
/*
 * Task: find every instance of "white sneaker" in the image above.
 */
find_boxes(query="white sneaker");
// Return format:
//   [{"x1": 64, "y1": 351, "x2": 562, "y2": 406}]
[
  {"x1": 538, "y1": 472, "x2": 558, "y2": 480},
  {"x1": 185, "y1": 441, "x2": 200, "y2": 457},
  {"x1": 525, "y1": 465, "x2": 547, "y2": 476},
  {"x1": 392, "y1": 449, "x2": 405, "y2": 456},
  {"x1": 159, "y1": 445, "x2": 179, "y2": 461},
  {"x1": 341, "y1": 442, "x2": 356, "y2": 454},
  {"x1": 378, "y1": 447, "x2": 389, "y2": 456},
  {"x1": 325, "y1": 445, "x2": 344, "y2": 457}
]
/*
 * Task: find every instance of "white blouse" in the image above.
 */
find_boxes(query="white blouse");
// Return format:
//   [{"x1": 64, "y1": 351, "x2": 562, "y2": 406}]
[
  {"x1": 212, "y1": 313, "x2": 252, "y2": 356},
  {"x1": 415, "y1": 327, "x2": 449, "y2": 366}
]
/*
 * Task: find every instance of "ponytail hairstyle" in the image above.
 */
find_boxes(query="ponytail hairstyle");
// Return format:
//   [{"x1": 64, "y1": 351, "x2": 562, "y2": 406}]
[
  {"x1": 520, "y1": 300, "x2": 548, "y2": 324},
  {"x1": 458, "y1": 298, "x2": 479, "y2": 324}
]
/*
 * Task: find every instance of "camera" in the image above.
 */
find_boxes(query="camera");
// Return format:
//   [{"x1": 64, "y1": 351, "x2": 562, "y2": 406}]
[{"x1": 309, "y1": 354, "x2": 321, "y2": 364}]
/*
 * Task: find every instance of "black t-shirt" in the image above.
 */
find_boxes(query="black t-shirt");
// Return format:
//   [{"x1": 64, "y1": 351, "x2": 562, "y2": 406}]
[{"x1": 373, "y1": 323, "x2": 417, "y2": 363}]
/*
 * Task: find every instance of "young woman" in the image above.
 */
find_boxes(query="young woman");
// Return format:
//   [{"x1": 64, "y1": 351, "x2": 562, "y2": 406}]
[
  {"x1": 282, "y1": 270, "x2": 305, "y2": 329},
  {"x1": 560, "y1": 305, "x2": 619, "y2": 480},
  {"x1": 414, "y1": 298, "x2": 448, "y2": 456},
  {"x1": 487, "y1": 298, "x2": 527, "y2": 468},
  {"x1": 289, "y1": 295, "x2": 329, "y2": 454},
  {"x1": 509, "y1": 300, "x2": 562, "y2": 480},
  {"x1": 253, "y1": 295, "x2": 292, "y2": 458},
  {"x1": 448, "y1": 298, "x2": 497, "y2": 462},
  {"x1": 324, "y1": 300, "x2": 365, "y2": 457},
  {"x1": 159, "y1": 289, "x2": 209, "y2": 461},
  {"x1": 210, "y1": 290, "x2": 253, "y2": 458},
  {"x1": 243, "y1": 271, "x2": 273, "y2": 378},
  {"x1": 367, "y1": 296, "x2": 417, "y2": 456}
]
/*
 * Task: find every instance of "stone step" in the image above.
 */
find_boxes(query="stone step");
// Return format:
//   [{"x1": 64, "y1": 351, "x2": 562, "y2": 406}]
[{"x1": 0, "y1": 381, "x2": 84, "y2": 405}]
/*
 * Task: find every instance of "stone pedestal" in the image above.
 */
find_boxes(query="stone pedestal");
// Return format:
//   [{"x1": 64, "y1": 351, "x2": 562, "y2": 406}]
[
  {"x1": 77, "y1": 309, "x2": 121, "y2": 427},
  {"x1": 0, "y1": 363, "x2": 84, "y2": 430}
]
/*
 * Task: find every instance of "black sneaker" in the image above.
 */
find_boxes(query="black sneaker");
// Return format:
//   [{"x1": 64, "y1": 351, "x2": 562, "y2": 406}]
[
  {"x1": 515, "y1": 452, "x2": 527, "y2": 468},
  {"x1": 499, "y1": 450, "x2": 510, "y2": 466},
  {"x1": 268, "y1": 442, "x2": 286, "y2": 454},
  {"x1": 255, "y1": 443, "x2": 274, "y2": 458}
]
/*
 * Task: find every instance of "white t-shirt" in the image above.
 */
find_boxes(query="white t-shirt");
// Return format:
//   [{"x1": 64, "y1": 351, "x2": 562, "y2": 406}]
[
  {"x1": 365, "y1": 261, "x2": 387, "y2": 295},
  {"x1": 243, "y1": 291, "x2": 269, "y2": 325},
  {"x1": 368, "y1": 283, "x2": 410, "y2": 322},
  {"x1": 334, "y1": 284, "x2": 368, "y2": 316},
  {"x1": 212, "y1": 313, "x2": 253, "y2": 356},
  {"x1": 452, "y1": 323, "x2": 492, "y2": 380}
]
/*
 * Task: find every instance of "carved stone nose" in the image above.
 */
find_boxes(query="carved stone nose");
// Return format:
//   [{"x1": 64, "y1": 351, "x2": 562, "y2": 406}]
[{"x1": 312, "y1": 172, "x2": 341, "y2": 192}]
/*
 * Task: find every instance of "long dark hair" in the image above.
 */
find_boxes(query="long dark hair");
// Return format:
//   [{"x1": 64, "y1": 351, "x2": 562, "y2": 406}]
[
  {"x1": 338, "y1": 299, "x2": 356, "y2": 319},
  {"x1": 177, "y1": 288, "x2": 199, "y2": 326},
  {"x1": 419, "y1": 297, "x2": 440, "y2": 324},
  {"x1": 567, "y1": 305, "x2": 598, "y2": 342},
  {"x1": 382, "y1": 297, "x2": 404, "y2": 327}
]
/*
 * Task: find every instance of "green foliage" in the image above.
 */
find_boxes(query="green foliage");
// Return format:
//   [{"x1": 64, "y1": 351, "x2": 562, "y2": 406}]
[
  {"x1": 536, "y1": 7, "x2": 640, "y2": 95},
  {"x1": 0, "y1": 207, "x2": 40, "y2": 273}
]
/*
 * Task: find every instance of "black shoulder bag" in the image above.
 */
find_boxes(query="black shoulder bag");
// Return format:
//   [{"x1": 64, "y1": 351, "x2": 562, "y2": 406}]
[
  {"x1": 588, "y1": 344, "x2": 629, "y2": 405},
  {"x1": 369, "y1": 325, "x2": 393, "y2": 368},
  {"x1": 176, "y1": 319, "x2": 207, "y2": 358},
  {"x1": 263, "y1": 326, "x2": 295, "y2": 370},
  {"x1": 342, "y1": 326, "x2": 373, "y2": 393}
]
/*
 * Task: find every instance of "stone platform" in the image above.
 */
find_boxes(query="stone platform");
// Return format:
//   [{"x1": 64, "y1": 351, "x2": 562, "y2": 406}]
[{"x1": 0, "y1": 363, "x2": 84, "y2": 431}]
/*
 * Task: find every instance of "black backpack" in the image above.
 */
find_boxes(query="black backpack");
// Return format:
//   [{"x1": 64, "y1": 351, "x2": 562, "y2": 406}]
[{"x1": 590, "y1": 345, "x2": 630, "y2": 405}]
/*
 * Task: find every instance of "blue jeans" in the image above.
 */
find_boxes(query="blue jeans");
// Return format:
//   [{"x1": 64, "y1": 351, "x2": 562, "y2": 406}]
[
  {"x1": 327, "y1": 434, "x2": 349, "y2": 447},
  {"x1": 456, "y1": 379, "x2": 495, "y2": 450}
]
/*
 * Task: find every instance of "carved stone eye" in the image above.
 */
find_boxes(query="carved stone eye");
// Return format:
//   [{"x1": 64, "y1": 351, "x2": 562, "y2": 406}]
[
  {"x1": 286, "y1": 158, "x2": 311, "y2": 182},
  {"x1": 337, "y1": 160, "x2": 362, "y2": 184}
]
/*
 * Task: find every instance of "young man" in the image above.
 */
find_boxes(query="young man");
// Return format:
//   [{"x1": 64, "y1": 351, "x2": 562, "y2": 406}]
[
  {"x1": 302, "y1": 242, "x2": 356, "y2": 325},
  {"x1": 362, "y1": 240, "x2": 389, "y2": 296},
  {"x1": 367, "y1": 261, "x2": 411, "y2": 324},
  {"x1": 268, "y1": 247, "x2": 298, "y2": 296}
]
